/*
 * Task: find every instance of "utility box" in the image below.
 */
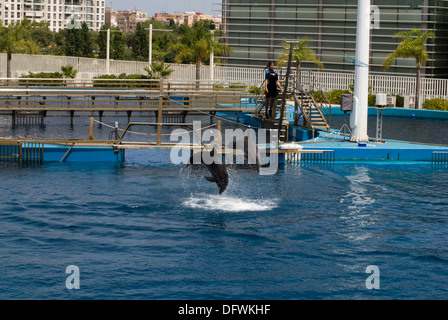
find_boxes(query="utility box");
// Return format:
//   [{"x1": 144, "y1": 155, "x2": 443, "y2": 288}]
[
  {"x1": 386, "y1": 96, "x2": 396, "y2": 108},
  {"x1": 376, "y1": 93, "x2": 387, "y2": 107},
  {"x1": 340, "y1": 94, "x2": 353, "y2": 112},
  {"x1": 403, "y1": 95, "x2": 415, "y2": 109}
]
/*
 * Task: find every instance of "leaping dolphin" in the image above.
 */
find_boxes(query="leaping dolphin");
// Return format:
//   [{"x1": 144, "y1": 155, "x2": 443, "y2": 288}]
[
  {"x1": 185, "y1": 135, "x2": 259, "y2": 194},
  {"x1": 186, "y1": 146, "x2": 229, "y2": 194}
]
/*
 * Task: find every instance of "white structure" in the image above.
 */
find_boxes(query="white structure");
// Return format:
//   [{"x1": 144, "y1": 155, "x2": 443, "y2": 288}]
[
  {"x1": 0, "y1": 0, "x2": 105, "y2": 32},
  {"x1": 350, "y1": 0, "x2": 371, "y2": 142}
]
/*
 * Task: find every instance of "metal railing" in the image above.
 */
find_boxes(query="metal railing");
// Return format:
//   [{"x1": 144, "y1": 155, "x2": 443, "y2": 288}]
[
  {"x1": 0, "y1": 78, "x2": 257, "y2": 114},
  {"x1": 2, "y1": 53, "x2": 448, "y2": 104}
]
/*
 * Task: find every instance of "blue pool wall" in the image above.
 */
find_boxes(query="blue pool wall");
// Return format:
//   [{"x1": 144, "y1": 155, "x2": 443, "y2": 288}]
[{"x1": 329, "y1": 106, "x2": 448, "y2": 119}]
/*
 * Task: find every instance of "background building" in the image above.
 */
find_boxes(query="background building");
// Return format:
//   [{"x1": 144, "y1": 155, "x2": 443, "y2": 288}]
[
  {"x1": 153, "y1": 10, "x2": 222, "y2": 29},
  {"x1": 0, "y1": 0, "x2": 105, "y2": 32},
  {"x1": 221, "y1": 0, "x2": 448, "y2": 78},
  {"x1": 115, "y1": 9, "x2": 148, "y2": 33}
]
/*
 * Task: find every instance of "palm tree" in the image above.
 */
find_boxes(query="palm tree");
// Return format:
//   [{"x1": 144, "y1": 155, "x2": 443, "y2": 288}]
[
  {"x1": 61, "y1": 64, "x2": 78, "y2": 86},
  {"x1": 383, "y1": 29, "x2": 435, "y2": 109},
  {"x1": 144, "y1": 61, "x2": 173, "y2": 79},
  {"x1": 0, "y1": 20, "x2": 40, "y2": 79},
  {"x1": 172, "y1": 20, "x2": 232, "y2": 82},
  {"x1": 277, "y1": 38, "x2": 324, "y2": 89}
]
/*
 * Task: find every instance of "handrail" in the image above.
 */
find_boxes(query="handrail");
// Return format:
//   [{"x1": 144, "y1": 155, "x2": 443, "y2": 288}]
[{"x1": 315, "y1": 82, "x2": 332, "y2": 128}]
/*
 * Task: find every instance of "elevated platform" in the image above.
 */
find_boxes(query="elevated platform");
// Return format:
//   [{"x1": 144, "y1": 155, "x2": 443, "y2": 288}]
[{"x1": 294, "y1": 130, "x2": 448, "y2": 162}]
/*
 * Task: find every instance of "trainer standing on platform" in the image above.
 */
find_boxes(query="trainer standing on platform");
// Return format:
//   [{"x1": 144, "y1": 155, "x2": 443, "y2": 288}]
[{"x1": 264, "y1": 62, "x2": 283, "y2": 119}]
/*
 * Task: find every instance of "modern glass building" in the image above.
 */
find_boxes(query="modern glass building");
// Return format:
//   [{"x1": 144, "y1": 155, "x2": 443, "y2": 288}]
[{"x1": 220, "y1": 0, "x2": 448, "y2": 78}]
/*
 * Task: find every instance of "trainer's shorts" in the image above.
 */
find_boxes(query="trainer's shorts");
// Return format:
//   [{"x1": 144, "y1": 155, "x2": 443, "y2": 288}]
[{"x1": 265, "y1": 91, "x2": 277, "y2": 99}]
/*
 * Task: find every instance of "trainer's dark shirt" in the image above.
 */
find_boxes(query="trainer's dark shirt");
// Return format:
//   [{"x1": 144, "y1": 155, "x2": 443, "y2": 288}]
[{"x1": 265, "y1": 70, "x2": 279, "y2": 94}]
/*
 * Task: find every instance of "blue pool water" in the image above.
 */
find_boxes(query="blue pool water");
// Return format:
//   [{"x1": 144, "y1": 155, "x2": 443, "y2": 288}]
[{"x1": 1, "y1": 114, "x2": 448, "y2": 299}]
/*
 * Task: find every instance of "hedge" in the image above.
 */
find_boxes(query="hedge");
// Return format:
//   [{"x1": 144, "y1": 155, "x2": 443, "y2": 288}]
[
  {"x1": 422, "y1": 98, "x2": 448, "y2": 111},
  {"x1": 19, "y1": 72, "x2": 64, "y2": 86},
  {"x1": 92, "y1": 73, "x2": 156, "y2": 88}
]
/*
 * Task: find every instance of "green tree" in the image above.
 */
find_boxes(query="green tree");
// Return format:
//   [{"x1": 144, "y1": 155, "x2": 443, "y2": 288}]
[
  {"x1": 144, "y1": 61, "x2": 173, "y2": 79},
  {"x1": 80, "y1": 22, "x2": 93, "y2": 58},
  {"x1": 172, "y1": 20, "x2": 232, "y2": 81},
  {"x1": 64, "y1": 21, "x2": 82, "y2": 56},
  {"x1": 64, "y1": 21, "x2": 94, "y2": 57},
  {"x1": 61, "y1": 64, "x2": 78, "y2": 78},
  {"x1": 61, "y1": 64, "x2": 78, "y2": 86},
  {"x1": 383, "y1": 29, "x2": 435, "y2": 109},
  {"x1": 131, "y1": 23, "x2": 149, "y2": 61},
  {"x1": 29, "y1": 21, "x2": 54, "y2": 53},
  {"x1": 0, "y1": 20, "x2": 41, "y2": 78},
  {"x1": 111, "y1": 29, "x2": 127, "y2": 60},
  {"x1": 98, "y1": 25, "x2": 109, "y2": 59},
  {"x1": 277, "y1": 38, "x2": 323, "y2": 88}
]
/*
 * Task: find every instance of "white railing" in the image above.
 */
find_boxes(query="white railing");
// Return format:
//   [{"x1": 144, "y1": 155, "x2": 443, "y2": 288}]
[{"x1": 1, "y1": 53, "x2": 448, "y2": 102}]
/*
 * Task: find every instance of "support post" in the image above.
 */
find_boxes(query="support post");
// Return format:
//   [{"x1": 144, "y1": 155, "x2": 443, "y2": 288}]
[
  {"x1": 278, "y1": 43, "x2": 293, "y2": 137},
  {"x1": 217, "y1": 120, "x2": 222, "y2": 149},
  {"x1": 89, "y1": 117, "x2": 95, "y2": 140},
  {"x1": 350, "y1": 0, "x2": 371, "y2": 142},
  {"x1": 157, "y1": 79, "x2": 164, "y2": 146}
]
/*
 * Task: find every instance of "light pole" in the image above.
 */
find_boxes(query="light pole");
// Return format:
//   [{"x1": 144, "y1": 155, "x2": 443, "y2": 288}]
[
  {"x1": 146, "y1": 24, "x2": 173, "y2": 68},
  {"x1": 106, "y1": 28, "x2": 110, "y2": 74},
  {"x1": 100, "y1": 28, "x2": 120, "y2": 74},
  {"x1": 148, "y1": 24, "x2": 153, "y2": 66},
  {"x1": 210, "y1": 30, "x2": 215, "y2": 82}
]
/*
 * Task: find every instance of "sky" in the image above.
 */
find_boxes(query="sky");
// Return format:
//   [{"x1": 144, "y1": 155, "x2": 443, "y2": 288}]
[{"x1": 106, "y1": 0, "x2": 217, "y2": 16}]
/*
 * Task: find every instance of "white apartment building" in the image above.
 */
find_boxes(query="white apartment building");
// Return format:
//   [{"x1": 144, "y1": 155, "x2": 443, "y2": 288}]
[{"x1": 0, "y1": 0, "x2": 105, "y2": 32}]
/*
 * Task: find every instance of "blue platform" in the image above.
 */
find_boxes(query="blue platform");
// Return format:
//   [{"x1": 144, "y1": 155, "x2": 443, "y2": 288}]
[
  {"x1": 296, "y1": 130, "x2": 448, "y2": 162},
  {"x1": 41, "y1": 144, "x2": 124, "y2": 162},
  {"x1": 233, "y1": 107, "x2": 448, "y2": 163}
]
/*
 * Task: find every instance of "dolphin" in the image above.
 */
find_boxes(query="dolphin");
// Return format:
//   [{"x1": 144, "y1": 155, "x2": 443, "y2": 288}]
[{"x1": 186, "y1": 146, "x2": 229, "y2": 194}]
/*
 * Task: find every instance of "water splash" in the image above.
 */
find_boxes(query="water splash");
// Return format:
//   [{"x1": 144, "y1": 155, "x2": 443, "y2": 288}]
[{"x1": 183, "y1": 194, "x2": 278, "y2": 212}]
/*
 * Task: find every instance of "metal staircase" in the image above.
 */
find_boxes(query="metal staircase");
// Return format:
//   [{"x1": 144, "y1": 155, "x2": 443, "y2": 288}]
[
  {"x1": 253, "y1": 41, "x2": 332, "y2": 142},
  {"x1": 293, "y1": 87, "x2": 331, "y2": 132},
  {"x1": 254, "y1": 83, "x2": 332, "y2": 141}
]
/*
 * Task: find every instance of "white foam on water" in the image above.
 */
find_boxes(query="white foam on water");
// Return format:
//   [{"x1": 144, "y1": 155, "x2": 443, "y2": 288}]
[{"x1": 183, "y1": 194, "x2": 278, "y2": 212}]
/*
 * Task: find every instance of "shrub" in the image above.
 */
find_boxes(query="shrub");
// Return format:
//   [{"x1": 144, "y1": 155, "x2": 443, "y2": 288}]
[
  {"x1": 325, "y1": 89, "x2": 351, "y2": 104},
  {"x1": 93, "y1": 73, "x2": 153, "y2": 88},
  {"x1": 368, "y1": 94, "x2": 377, "y2": 107},
  {"x1": 249, "y1": 85, "x2": 264, "y2": 95},
  {"x1": 19, "y1": 72, "x2": 64, "y2": 86},
  {"x1": 395, "y1": 95, "x2": 404, "y2": 108},
  {"x1": 422, "y1": 98, "x2": 448, "y2": 111}
]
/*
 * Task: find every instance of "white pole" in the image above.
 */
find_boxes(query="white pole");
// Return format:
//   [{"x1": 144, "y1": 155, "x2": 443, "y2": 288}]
[
  {"x1": 106, "y1": 28, "x2": 110, "y2": 74},
  {"x1": 350, "y1": 0, "x2": 371, "y2": 142},
  {"x1": 149, "y1": 23, "x2": 153, "y2": 67},
  {"x1": 210, "y1": 30, "x2": 214, "y2": 82}
]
